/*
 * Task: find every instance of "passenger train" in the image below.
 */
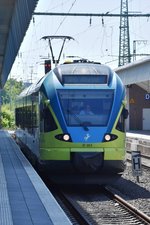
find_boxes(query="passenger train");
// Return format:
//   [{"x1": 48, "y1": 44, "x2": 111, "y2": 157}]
[{"x1": 15, "y1": 60, "x2": 128, "y2": 184}]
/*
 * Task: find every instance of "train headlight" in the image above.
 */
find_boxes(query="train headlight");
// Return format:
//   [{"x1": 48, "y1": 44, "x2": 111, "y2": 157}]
[
  {"x1": 103, "y1": 133, "x2": 118, "y2": 142},
  {"x1": 63, "y1": 134, "x2": 70, "y2": 141},
  {"x1": 104, "y1": 134, "x2": 111, "y2": 141},
  {"x1": 55, "y1": 133, "x2": 72, "y2": 142}
]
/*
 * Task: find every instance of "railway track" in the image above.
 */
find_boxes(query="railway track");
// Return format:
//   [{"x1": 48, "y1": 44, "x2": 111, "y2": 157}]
[
  {"x1": 33, "y1": 152, "x2": 150, "y2": 225},
  {"x1": 102, "y1": 186, "x2": 150, "y2": 225},
  {"x1": 51, "y1": 186, "x2": 90, "y2": 225},
  {"x1": 47, "y1": 184, "x2": 150, "y2": 225}
]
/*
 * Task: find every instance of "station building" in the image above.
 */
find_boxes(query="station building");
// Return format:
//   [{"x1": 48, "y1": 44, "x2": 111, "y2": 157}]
[{"x1": 115, "y1": 57, "x2": 150, "y2": 131}]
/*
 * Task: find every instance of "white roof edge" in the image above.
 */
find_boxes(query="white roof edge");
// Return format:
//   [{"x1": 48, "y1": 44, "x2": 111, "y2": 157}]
[{"x1": 115, "y1": 56, "x2": 150, "y2": 72}]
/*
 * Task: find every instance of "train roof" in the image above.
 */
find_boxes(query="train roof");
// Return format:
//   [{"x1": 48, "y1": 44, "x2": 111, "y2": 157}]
[
  {"x1": 18, "y1": 62, "x2": 116, "y2": 98},
  {"x1": 54, "y1": 62, "x2": 112, "y2": 75},
  {"x1": 53, "y1": 62, "x2": 113, "y2": 85},
  {"x1": 18, "y1": 75, "x2": 46, "y2": 97}
]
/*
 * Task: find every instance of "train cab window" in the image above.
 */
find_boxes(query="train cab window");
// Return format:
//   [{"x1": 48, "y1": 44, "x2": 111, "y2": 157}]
[
  {"x1": 42, "y1": 106, "x2": 58, "y2": 132},
  {"x1": 116, "y1": 108, "x2": 128, "y2": 132},
  {"x1": 58, "y1": 89, "x2": 114, "y2": 127}
]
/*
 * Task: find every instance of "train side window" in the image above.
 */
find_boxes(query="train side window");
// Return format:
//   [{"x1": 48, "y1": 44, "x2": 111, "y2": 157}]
[
  {"x1": 116, "y1": 108, "x2": 128, "y2": 132},
  {"x1": 15, "y1": 108, "x2": 19, "y2": 126},
  {"x1": 43, "y1": 106, "x2": 58, "y2": 132}
]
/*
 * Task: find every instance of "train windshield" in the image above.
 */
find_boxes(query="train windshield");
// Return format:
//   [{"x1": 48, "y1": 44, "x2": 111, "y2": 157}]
[{"x1": 58, "y1": 89, "x2": 114, "y2": 127}]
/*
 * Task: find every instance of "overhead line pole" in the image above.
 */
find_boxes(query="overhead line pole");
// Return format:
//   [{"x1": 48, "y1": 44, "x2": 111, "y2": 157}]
[
  {"x1": 34, "y1": 12, "x2": 150, "y2": 17},
  {"x1": 119, "y1": 0, "x2": 131, "y2": 66}
]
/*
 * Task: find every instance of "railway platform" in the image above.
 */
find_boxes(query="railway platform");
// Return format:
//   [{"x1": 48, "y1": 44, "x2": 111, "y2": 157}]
[
  {"x1": 0, "y1": 130, "x2": 71, "y2": 225},
  {"x1": 126, "y1": 131, "x2": 150, "y2": 156}
]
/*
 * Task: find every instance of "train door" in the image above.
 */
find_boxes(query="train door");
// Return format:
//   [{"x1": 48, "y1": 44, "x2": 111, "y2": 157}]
[{"x1": 143, "y1": 108, "x2": 150, "y2": 130}]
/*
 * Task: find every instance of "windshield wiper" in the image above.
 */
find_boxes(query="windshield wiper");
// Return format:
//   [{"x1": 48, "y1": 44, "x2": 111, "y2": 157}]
[{"x1": 67, "y1": 109, "x2": 89, "y2": 131}]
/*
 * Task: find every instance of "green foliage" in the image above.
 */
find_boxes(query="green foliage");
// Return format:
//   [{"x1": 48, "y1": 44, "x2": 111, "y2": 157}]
[
  {"x1": 1, "y1": 78, "x2": 23, "y2": 104},
  {"x1": 0, "y1": 105, "x2": 15, "y2": 129},
  {"x1": 0, "y1": 78, "x2": 23, "y2": 128}
]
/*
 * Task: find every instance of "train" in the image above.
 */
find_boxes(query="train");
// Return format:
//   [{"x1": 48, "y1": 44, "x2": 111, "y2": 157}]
[{"x1": 15, "y1": 59, "x2": 128, "y2": 184}]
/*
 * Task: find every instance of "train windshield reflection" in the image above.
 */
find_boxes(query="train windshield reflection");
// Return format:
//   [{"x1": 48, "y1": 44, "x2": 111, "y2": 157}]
[{"x1": 58, "y1": 89, "x2": 114, "y2": 126}]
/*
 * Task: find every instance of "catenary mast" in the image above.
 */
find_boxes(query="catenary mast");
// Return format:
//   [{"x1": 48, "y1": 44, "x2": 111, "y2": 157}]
[{"x1": 118, "y1": 0, "x2": 131, "y2": 66}]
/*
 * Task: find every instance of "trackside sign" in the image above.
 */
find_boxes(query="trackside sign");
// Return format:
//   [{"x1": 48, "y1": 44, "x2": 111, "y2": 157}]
[{"x1": 131, "y1": 151, "x2": 142, "y2": 178}]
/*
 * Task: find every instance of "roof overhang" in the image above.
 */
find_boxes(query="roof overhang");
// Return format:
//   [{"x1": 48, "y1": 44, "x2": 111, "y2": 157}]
[
  {"x1": 0, "y1": 0, "x2": 38, "y2": 88},
  {"x1": 115, "y1": 57, "x2": 150, "y2": 92}
]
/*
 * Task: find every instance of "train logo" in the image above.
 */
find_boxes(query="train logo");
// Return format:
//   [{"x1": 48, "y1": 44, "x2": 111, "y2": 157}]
[{"x1": 84, "y1": 133, "x2": 91, "y2": 141}]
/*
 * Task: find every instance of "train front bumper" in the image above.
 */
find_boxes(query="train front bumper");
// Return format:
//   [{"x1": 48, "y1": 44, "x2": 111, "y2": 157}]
[{"x1": 40, "y1": 147, "x2": 126, "y2": 175}]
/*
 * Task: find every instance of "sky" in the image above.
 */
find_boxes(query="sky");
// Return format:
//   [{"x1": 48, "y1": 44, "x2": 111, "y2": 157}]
[{"x1": 10, "y1": 0, "x2": 150, "y2": 83}]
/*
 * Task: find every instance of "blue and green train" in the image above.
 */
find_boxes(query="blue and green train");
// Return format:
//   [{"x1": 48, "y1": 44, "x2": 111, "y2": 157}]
[{"x1": 15, "y1": 60, "x2": 128, "y2": 184}]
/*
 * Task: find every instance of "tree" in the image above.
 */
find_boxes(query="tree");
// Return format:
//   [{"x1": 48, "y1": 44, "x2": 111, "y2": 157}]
[
  {"x1": 1, "y1": 78, "x2": 23, "y2": 105},
  {"x1": 0, "y1": 78, "x2": 23, "y2": 128},
  {"x1": 0, "y1": 105, "x2": 15, "y2": 128}
]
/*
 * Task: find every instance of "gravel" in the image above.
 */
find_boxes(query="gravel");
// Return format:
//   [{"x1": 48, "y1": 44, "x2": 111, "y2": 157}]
[{"x1": 109, "y1": 163, "x2": 150, "y2": 216}]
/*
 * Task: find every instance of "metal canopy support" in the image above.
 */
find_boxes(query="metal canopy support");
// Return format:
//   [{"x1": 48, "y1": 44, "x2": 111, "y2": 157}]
[
  {"x1": 34, "y1": 12, "x2": 150, "y2": 17},
  {"x1": 42, "y1": 36, "x2": 74, "y2": 66}
]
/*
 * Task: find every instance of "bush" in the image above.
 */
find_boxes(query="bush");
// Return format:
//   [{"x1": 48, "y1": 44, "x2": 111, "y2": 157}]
[{"x1": 0, "y1": 106, "x2": 15, "y2": 129}]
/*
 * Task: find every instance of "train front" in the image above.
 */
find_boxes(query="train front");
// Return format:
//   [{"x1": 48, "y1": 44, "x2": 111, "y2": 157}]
[{"x1": 41, "y1": 62, "x2": 127, "y2": 184}]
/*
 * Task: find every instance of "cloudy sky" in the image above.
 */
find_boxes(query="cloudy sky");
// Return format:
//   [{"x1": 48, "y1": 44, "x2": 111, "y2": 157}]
[{"x1": 10, "y1": 0, "x2": 150, "y2": 82}]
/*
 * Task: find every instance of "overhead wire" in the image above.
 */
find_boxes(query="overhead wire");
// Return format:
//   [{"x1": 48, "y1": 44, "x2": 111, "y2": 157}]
[
  {"x1": 12, "y1": 0, "x2": 75, "y2": 82},
  {"x1": 12, "y1": 0, "x2": 150, "y2": 81},
  {"x1": 68, "y1": 1, "x2": 121, "y2": 64},
  {"x1": 21, "y1": 0, "x2": 78, "y2": 77},
  {"x1": 17, "y1": 0, "x2": 122, "y2": 74},
  {"x1": 54, "y1": 0, "x2": 77, "y2": 34}
]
